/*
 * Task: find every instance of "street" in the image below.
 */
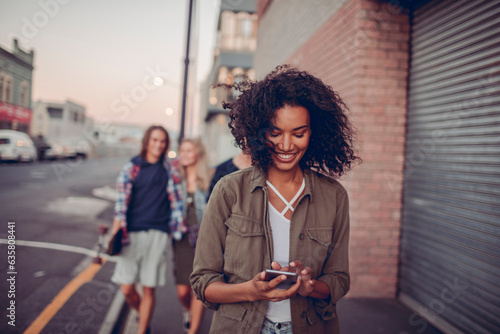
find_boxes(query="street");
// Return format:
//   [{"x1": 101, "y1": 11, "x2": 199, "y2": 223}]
[
  {"x1": 0, "y1": 158, "x2": 212, "y2": 334},
  {"x1": 0, "y1": 158, "x2": 442, "y2": 334}
]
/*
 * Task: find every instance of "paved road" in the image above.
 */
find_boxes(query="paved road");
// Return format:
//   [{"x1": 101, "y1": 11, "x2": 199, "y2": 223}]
[
  {"x1": 0, "y1": 158, "x2": 212, "y2": 334},
  {"x1": 0, "y1": 158, "x2": 123, "y2": 333}
]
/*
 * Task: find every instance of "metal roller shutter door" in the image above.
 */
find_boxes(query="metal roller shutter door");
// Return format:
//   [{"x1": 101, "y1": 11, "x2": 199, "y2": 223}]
[{"x1": 399, "y1": 0, "x2": 500, "y2": 333}]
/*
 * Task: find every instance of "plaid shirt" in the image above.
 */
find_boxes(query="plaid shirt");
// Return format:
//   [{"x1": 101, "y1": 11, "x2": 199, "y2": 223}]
[{"x1": 114, "y1": 157, "x2": 186, "y2": 244}]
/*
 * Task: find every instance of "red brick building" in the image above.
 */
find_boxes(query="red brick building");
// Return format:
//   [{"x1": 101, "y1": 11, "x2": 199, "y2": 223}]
[
  {"x1": 254, "y1": 0, "x2": 500, "y2": 332},
  {"x1": 257, "y1": 0, "x2": 410, "y2": 298}
]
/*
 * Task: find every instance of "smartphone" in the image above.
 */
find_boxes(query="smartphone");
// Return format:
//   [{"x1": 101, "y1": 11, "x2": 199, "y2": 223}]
[{"x1": 264, "y1": 269, "x2": 298, "y2": 289}]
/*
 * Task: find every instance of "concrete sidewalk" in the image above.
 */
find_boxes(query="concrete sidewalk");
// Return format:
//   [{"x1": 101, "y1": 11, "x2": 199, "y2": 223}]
[
  {"x1": 95, "y1": 236, "x2": 441, "y2": 333},
  {"x1": 337, "y1": 298, "x2": 442, "y2": 334},
  {"x1": 104, "y1": 284, "x2": 443, "y2": 334}
]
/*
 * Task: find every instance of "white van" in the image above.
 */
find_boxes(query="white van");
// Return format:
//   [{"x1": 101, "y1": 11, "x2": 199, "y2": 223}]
[{"x1": 0, "y1": 130, "x2": 37, "y2": 162}]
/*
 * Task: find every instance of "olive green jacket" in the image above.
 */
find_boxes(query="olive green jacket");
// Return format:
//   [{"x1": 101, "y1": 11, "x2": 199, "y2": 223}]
[{"x1": 191, "y1": 166, "x2": 350, "y2": 333}]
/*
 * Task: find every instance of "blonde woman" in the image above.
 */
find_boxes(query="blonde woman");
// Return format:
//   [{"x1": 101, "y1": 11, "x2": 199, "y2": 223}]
[{"x1": 173, "y1": 138, "x2": 211, "y2": 334}]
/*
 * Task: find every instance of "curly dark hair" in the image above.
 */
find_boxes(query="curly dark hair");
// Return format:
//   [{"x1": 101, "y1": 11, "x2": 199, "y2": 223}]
[{"x1": 223, "y1": 65, "x2": 360, "y2": 178}]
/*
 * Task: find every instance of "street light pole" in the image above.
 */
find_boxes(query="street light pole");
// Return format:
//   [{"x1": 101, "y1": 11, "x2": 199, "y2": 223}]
[{"x1": 179, "y1": 0, "x2": 195, "y2": 144}]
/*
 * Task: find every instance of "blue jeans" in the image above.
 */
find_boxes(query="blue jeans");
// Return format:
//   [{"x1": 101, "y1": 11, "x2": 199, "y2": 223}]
[{"x1": 261, "y1": 318, "x2": 293, "y2": 334}]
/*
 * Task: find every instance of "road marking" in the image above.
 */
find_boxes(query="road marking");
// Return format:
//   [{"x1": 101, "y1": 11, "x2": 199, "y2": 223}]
[
  {"x1": 0, "y1": 239, "x2": 118, "y2": 332},
  {"x1": 23, "y1": 261, "x2": 105, "y2": 334},
  {"x1": 98, "y1": 290, "x2": 126, "y2": 334},
  {"x1": 92, "y1": 186, "x2": 118, "y2": 202},
  {"x1": 33, "y1": 271, "x2": 45, "y2": 278},
  {"x1": 0, "y1": 239, "x2": 116, "y2": 262},
  {"x1": 20, "y1": 182, "x2": 43, "y2": 189},
  {"x1": 45, "y1": 196, "x2": 110, "y2": 218},
  {"x1": 30, "y1": 170, "x2": 47, "y2": 179}
]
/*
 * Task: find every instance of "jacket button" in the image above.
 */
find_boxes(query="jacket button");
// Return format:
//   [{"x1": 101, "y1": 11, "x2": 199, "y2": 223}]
[
  {"x1": 299, "y1": 233, "x2": 304, "y2": 240},
  {"x1": 301, "y1": 311, "x2": 306, "y2": 318}
]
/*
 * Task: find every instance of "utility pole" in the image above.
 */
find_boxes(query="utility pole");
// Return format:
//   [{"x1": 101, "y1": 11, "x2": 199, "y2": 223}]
[{"x1": 179, "y1": 0, "x2": 194, "y2": 143}]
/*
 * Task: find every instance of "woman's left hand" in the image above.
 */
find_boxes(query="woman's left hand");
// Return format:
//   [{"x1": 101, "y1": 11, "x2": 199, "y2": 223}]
[
  {"x1": 272, "y1": 261, "x2": 316, "y2": 297},
  {"x1": 289, "y1": 260, "x2": 316, "y2": 297}
]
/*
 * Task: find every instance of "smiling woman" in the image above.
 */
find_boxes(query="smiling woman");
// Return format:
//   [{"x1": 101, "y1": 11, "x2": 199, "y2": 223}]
[
  {"x1": 266, "y1": 105, "x2": 311, "y2": 174},
  {"x1": 191, "y1": 65, "x2": 361, "y2": 334}
]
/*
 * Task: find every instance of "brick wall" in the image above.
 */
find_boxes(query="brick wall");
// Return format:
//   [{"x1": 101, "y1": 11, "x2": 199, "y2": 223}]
[{"x1": 257, "y1": 0, "x2": 410, "y2": 298}]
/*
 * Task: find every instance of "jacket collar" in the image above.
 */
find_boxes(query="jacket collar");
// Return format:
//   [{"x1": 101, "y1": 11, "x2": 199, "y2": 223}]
[{"x1": 250, "y1": 166, "x2": 314, "y2": 201}]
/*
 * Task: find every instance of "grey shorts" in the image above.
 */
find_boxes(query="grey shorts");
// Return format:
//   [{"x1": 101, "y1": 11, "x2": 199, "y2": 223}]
[{"x1": 111, "y1": 229, "x2": 169, "y2": 287}]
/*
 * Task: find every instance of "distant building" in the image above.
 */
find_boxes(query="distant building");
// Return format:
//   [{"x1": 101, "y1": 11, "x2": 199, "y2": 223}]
[
  {"x1": 201, "y1": 0, "x2": 258, "y2": 166},
  {"x1": 91, "y1": 121, "x2": 149, "y2": 158},
  {"x1": 31, "y1": 99, "x2": 89, "y2": 143},
  {"x1": 94, "y1": 121, "x2": 146, "y2": 145},
  {"x1": 0, "y1": 39, "x2": 35, "y2": 134}
]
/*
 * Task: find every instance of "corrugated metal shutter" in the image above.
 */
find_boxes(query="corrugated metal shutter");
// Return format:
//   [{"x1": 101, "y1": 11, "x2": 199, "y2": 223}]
[{"x1": 399, "y1": 0, "x2": 500, "y2": 333}]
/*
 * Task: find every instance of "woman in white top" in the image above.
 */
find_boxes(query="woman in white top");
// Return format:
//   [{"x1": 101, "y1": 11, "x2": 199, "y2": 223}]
[{"x1": 191, "y1": 65, "x2": 360, "y2": 333}]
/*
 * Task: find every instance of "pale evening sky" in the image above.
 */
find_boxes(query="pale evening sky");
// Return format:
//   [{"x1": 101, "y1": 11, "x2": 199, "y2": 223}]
[{"x1": 0, "y1": 0, "x2": 219, "y2": 134}]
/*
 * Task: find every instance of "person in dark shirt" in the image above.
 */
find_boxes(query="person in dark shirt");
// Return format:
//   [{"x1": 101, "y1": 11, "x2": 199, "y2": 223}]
[
  {"x1": 111, "y1": 125, "x2": 179, "y2": 334},
  {"x1": 207, "y1": 151, "x2": 252, "y2": 199}
]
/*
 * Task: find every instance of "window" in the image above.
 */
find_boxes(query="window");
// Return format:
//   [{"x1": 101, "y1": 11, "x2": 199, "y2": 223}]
[
  {"x1": 20, "y1": 82, "x2": 30, "y2": 107},
  {"x1": 217, "y1": 67, "x2": 228, "y2": 83},
  {"x1": 212, "y1": 67, "x2": 254, "y2": 105},
  {"x1": 232, "y1": 68, "x2": 244, "y2": 100},
  {"x1": 47, "y1": 107, "x2": 63, "y2": 119},
  {"x1": 18, "y1": 124, "x2": 28, "y2": 133},
  {"x1": 5, "y1": 84, "x2": 11, "y2": 102},
  {"x1": 221, "y1": 11, "x2": 236, "y2": 50},
  {"x1": 247, "y1": 69, "x2": 255, "y2": 81},
  {"x1": 4, "y1": 76, "x2": 13, "y2": 103},
  {"x1": 0, "y1": 74, "x2": 4, "y2": 101},
  {"x1": 0, "y1": 122, "x2": 11, "y2": 129},
  {"x1": 72, "y1": 111, "x2": 85, "y2": 123},
  {"x1": 241, "y1": 17, "x2": 252, "y2": 38},
  {"x1": 209, "y1": 87, "x2": 217, "y2": 105},
  {"x1": 219, "y1": 11, "x2": 258, "y2": 51}
]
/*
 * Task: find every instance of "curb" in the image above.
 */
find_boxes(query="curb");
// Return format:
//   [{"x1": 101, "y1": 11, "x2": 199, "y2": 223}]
[{"x1": 98, "y1": 289, "x2": 128, "y2": 334}]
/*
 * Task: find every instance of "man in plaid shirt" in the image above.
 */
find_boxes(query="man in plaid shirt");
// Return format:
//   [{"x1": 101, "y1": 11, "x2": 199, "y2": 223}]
[{"x1": 110, "y1": 125, "x2": 185, "y2": 334}]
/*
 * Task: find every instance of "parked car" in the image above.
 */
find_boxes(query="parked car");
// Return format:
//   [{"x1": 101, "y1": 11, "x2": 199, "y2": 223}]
[
  {"x1": 44, "y1": 142, "x2": 64, "y2": 160},
  {"x1": 67, "y1": 139, "x2": 91, "y2": 159},
  {"x1": 44, "y1": 141, "x2": 77, "y2": 160},
  {"x1": 0, "y1": 130, "x2": 37, "y2": 162},
  {"x1": 60, "y1": 142, "x2": 78, "y2": 160}
]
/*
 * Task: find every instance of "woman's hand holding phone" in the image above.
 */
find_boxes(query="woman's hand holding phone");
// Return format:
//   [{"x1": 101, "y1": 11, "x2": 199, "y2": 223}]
[
  {"x1": 246, "y1": 262, "x2": 301, "y2": 302},
  {"x1": 268, "y1": 261, "x2": 316, "y2": 297}
]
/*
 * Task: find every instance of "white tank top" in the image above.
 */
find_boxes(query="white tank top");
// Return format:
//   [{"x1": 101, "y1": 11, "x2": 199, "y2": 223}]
[
  {"x1": 265, "y1": 179, "x2": 305, "y2": 323},
  {"x1": 266, "y1": 203, "x2": 292, "y2": 322}
]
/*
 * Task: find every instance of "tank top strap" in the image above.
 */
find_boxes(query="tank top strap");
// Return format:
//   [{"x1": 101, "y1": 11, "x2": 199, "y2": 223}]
[{"x1": 266, "y1": 178, "x2": 305, "y2": 217}]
